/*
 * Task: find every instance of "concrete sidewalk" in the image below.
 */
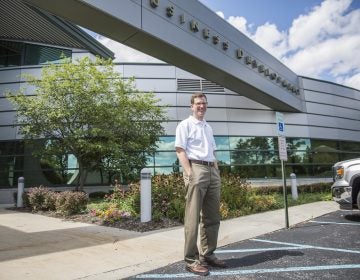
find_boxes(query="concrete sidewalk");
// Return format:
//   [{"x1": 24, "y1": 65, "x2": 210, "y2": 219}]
[{"x1": 0, "y1": 201, "x2": 338, "y2": 280}]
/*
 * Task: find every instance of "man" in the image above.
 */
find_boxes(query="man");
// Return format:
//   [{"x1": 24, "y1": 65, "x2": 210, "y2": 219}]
[{"x1": 175, "y1": 92, "x2": 227, "y2": 276}]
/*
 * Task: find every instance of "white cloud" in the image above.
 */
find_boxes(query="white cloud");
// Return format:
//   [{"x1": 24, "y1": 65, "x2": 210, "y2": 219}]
[
  {"x1": 251, "y1": 23, "x2": 288, "y2": 58},
  {"x1": 216, "y1": 11, "x2": 225, "y2": 19},
  {"x1": 221, "y1": 0, "x2": 360, "y2": 90},
  {"x1": 227, "y1": 15, "x2": 250, "y2": 36}
]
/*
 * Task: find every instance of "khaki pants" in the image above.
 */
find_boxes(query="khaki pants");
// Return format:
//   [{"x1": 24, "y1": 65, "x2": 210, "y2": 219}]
[{"x1": 183, "y1": 163, "x2": 221, "y2": 265}]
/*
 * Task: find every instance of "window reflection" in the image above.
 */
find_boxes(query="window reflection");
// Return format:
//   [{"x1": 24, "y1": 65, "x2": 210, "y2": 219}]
[{"x1": 1, "y1": 137, "x2": 360, "y2": 187}]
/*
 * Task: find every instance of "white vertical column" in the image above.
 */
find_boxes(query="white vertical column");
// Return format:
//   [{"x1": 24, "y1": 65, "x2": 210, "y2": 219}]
[
  {"x1": 17, "y1": 177, "x2": 24, "y2": 207},
  {"x1": 140, "y1": 168, "x2": 152, "y2": 222}
]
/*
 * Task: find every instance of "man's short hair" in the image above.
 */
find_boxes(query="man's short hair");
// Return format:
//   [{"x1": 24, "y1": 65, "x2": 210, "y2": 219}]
[{"x1": 191, "y1": 92, "x2": 207, "y2": 104}]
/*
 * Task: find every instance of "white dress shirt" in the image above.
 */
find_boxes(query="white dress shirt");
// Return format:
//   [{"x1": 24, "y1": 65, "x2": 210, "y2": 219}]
[{"x1": 175, "y1": 115, "x2": 216, "y2": 162}]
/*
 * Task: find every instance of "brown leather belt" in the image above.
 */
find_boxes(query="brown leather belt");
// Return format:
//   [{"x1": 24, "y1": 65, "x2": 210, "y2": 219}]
[{"x1": 189, "y1": 159, "x2": 215, "y2": 167}]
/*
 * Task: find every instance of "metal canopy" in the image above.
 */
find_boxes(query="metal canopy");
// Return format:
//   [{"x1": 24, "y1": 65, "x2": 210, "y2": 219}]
[
  {"x1": 0, "y1": 0, "x2": 113, "y2": 59},
  {"x1": 22, "y1": 0, "x2": 305, "y2": 112}
]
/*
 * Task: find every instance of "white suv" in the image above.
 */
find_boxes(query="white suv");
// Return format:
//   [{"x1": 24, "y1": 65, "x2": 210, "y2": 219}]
[{"x1": 331, "y1": 158, "x2": 360, "y2": 209}]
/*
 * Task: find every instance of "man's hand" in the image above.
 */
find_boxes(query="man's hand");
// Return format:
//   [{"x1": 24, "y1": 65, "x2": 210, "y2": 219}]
[{"x1": 175, "y1": 147, "x2": 192, "y2": 176}]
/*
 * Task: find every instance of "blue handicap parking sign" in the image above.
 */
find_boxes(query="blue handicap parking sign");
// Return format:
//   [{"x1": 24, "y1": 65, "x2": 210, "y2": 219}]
[{"x1": 278, "y1": 122, "x2": 284, "y2": 132}]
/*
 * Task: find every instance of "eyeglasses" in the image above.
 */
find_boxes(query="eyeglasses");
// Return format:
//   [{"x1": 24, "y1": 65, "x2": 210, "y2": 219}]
[{"x1": 193, "y1": 102, "x2": 208, "y2": 106}]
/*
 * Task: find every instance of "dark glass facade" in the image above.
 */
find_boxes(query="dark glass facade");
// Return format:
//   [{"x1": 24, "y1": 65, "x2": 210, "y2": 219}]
[
  {"x1": 3, "y1": 136, "x2": 357, "y2": 188},
  {"x1": 0, "y1": 40, "x2": 71, "y2": 68}
]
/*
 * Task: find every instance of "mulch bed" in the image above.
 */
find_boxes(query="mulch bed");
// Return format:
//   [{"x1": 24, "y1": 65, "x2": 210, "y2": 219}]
[{"x1": 7, "y1": 206, "x2": 182, "y2": 232}]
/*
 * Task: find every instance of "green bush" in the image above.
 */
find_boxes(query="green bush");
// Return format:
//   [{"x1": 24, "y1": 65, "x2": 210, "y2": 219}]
[
  {"x1": 55, "y1": 191, "x2": 88, "y2": 216},
  {"x1": 24, "y1": 175, "x2": 332, "y2": 225},
  {"x1": 297, "y1": 182, "x2": 332, "y2": 193},
  {"x1": 151, "y1": 174, "x2": 185, "y2": 221},
  {"x1": 220, "y1": 174, "x2": 251, "y2": 210}
]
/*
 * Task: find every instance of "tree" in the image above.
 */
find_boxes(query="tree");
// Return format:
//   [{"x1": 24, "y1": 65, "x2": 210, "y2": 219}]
[
  {"x1": 7, "y1": 56, "x2": 167, "y2": 190},
  {"x1": 231, "y1": 137, "x2": 276, "y2": 178}
]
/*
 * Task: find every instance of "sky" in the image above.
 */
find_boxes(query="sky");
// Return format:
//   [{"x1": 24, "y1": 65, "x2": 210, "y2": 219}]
[{"x1": 94, "y1": 0, "x2": 360, "y2": 90}]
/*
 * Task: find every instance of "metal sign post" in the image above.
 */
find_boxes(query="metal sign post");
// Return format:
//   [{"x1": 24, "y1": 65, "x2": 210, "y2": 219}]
[{"x1": 276, "y1": 112, "x2": 289, "y2": 228}]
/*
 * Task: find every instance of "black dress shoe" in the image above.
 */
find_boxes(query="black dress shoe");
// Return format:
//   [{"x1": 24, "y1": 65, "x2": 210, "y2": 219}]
[
  {"x1": 186, "y1": 263, "x2": 209, "y2": 276},
  {"x1": 202, "y1": 258, "x2": 228, "y2": 268}
]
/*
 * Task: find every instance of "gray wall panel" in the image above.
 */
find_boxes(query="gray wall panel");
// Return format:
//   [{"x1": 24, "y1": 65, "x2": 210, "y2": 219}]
[
  {"x1": 0, "y1": 111, "x2": 16, "y2": 125},
  {"x1": 0, "y1": 69, "x2": 21, "y2": 83},
  {"x1": 225, "y1": 95, "x2": 270, "y2": 110},
  {"x1": 0, "y1": 98, "x2": 14, "y2": 111},
  {"x1": 227, "y1": 109, "x2": 274, "y2": 123},
  {"x1": 283, "y1": 125, "x2": 310, "y2": 138},
  {"x1": 306, "y1": 114, "x2": 360, "y2": 131},
  {"x1": 0, "y1": 126, "x2": 18, "y2": 140},
  {"x1": 0, "y1": 84, "x2": 20, "y2": 98},
  {"x1": 175, "y1": 68, "x2": 202, "y2": 80},
  {"x1": 113, "y1": 65, "x2": 124, "y2": 75},
  {"x1": 302, "y1": 78, "x2": 360, "y2": 100},
  {"x1": 165, "y1": 107, "x2": 177, "y2": 120},
  {"x1": 18, "y1": 67, "x2": 42, "y2": 81},
  {"x1": 162, "y1": 122, "x2": 178, "y2": 136},
  {"x1": 206, "y1": 94, "x2": 227, "y2": 108},
  {"x1": 124, "y1": 64, "x2": 175, "y2": 78},
  {"x1": 283, "y1": 113, "x2": 308, "y2": 125},
  {"x1": 176, "y1": 107, "x2": 192, "y2": 121},
  {"x1": 205, "y1": 108, "x2": 228, "y2": 121},
  {"x1": 304, "y1": 90, "x2": 360, "y2": 109},
  {"x1": 133, "y1": 79, "x2": 176, "y2": 92},
  {"x1": 308, "y1": 126, "x2": 360, "y2": 142},
  {"x1": 227, "y1": 123, "x2": 274, "y2": 137},
  {"x1": 207, "y1": 122, "x2": 229, "y2": 135},
  {"x1": 154, "y1": 92, "x2": 177, "y2": 106},
  {"x1": 306, "y1": 103, "x2": 360, "y2": 120}
]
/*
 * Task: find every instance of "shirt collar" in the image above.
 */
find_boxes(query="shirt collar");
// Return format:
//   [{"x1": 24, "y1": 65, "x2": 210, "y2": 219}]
[{"x1": 189, "y1": 115, "x2": 206, "y2": 126}]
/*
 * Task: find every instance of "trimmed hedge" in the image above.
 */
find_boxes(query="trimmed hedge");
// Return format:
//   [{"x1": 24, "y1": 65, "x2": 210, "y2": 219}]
[{"x1": 19, "y1": 186, "x2": 88, "y2": 216}]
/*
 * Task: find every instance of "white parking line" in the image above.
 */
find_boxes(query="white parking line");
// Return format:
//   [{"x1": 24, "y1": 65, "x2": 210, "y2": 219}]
[
  {"x1": 215, "y1": 246, "x2": 313, "y2": 254},
  {"x1": 309, "y1": 220, "x2": 360, "y2": 226},
  {"x1": 251, "y1": 238, "x2": 360, "y2": 254},
  {"x1": 135, "y1": 264, "x2": 360, "y2": 278}
]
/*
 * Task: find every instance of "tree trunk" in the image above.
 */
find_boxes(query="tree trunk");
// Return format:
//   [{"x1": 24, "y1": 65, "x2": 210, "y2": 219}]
[{"x1": 77, "y1": 160, "x2": 88, "y2": 191}]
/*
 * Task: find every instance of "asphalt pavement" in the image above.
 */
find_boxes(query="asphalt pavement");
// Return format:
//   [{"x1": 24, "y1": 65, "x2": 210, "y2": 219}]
[
  {"x1": 0, "y1": 201, "x2": 340, "y2": 280},
  {"x1": 132, "y1": 210, "x2": 360, "y2": 279}
]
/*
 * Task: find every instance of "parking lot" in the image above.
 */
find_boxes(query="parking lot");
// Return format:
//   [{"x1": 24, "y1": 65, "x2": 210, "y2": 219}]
[{"x1": 132, "y1": 210, "x2": 360, "y2": 279}]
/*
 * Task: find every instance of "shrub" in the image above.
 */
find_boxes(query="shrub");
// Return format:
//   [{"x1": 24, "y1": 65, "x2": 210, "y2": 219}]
[
  {"x1": 22, "y1": 191, "x2": 31, "y2": 208},
  {"x1": 88, "y1": 191, "x2": 107, "y2": 199},
  {"x1": 151, "y1": 174, "x2": 185, "y2": 221},
  {"x1": 247, "y1": 193, "x2": 278, "y2": 213},
  {"x1": 55, "y1": 191, "x2": 88, "y2": 216},
  {"x1": 220, "y1": 174, "x2": 251, "y2": 210},
  {"x1": 98, "y1": 207, "x2": 131, "y2": 224},
  {"x1": 220, "y1": 202, "x2": 230, "y2": 219},
  {"x1": 27, "y1": 186, "x2": 54, "y2": 211},
  {"x1": 298, "y1": 182, "x2": 332, "y2": 193}
]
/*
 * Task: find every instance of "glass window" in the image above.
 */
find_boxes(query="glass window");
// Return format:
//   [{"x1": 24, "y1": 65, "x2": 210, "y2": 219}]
[
  {"x1": 0, "y1": 40, "x2": 23, "y2": 68},
  {"x1": 311, "y1": 139, "x2": 338, "y2": 150},
  {"x1": 24, "y1": 44, "x2": 71, "y2": 66},
  {"x1": 287, "y1": 138, "x2": 312, "y2": 164},
  {"x1": 339, "y1": 141, "x2": 360, "y2": 152},
  {"x1": 156, "y1": 136, "x2": 175, "y2": 151},
  {"x1": 231, "y1": 137, "x2": 277, "y2": 165},
  {"x1": 154, "y1": 151, "x2": 177, "y2": 167},
  {"x1": 0, "y1": 141, "x2": 25, "y2": 188}
]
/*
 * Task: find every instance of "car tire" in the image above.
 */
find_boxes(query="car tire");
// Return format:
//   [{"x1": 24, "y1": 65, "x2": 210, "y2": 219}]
[{"x1": 357, "y1": 191, "x2": 360, "y2": 209}]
